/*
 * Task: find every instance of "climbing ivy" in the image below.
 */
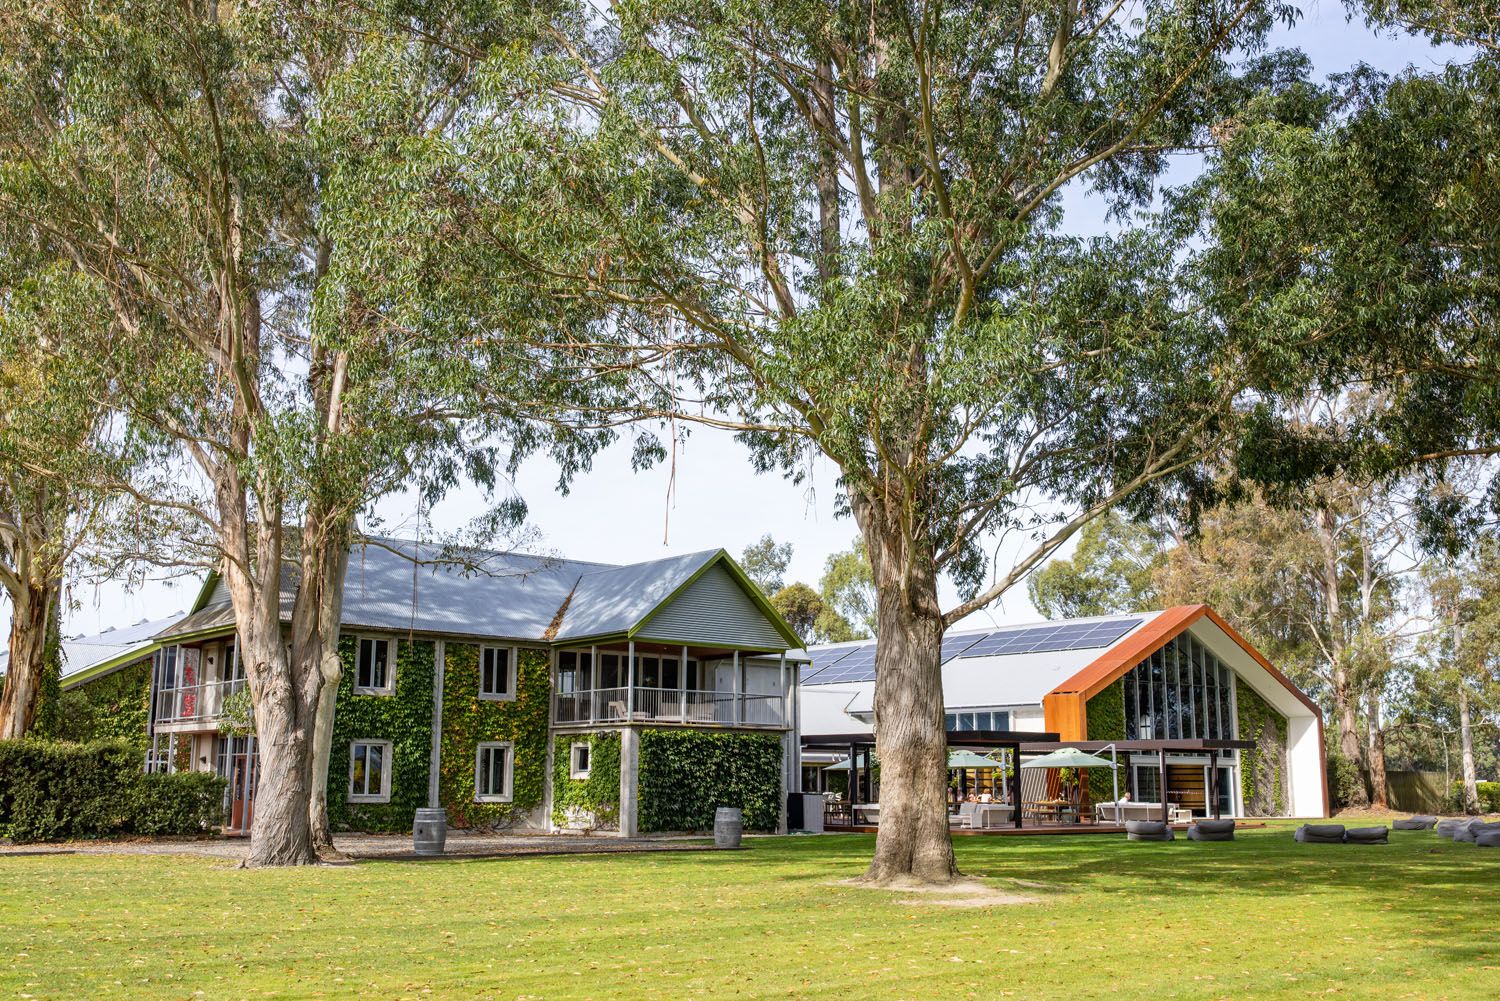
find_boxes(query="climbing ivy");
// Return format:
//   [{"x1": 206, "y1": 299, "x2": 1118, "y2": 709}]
[
  {"x1": 1236, "y1": 678, "x2": 1287, "y2": 816},
  {"x1": 1084, "y1": 679, "x2": 1127, "y2": 806},
  {"x1": 438, "y1": 644, "x2": 550, "y2": 829},
  {"x1": 638, "y1": 728, "x2": 784, "y2": 833},
  {"x1": 54, "y1": 661, "x2": 152, "y2": 752},
  {"x1": 326, "y1": 636, "x2": 435, "y2": 832},
  {"x1": 551, "y1": 731, "x2": 621, "y2": 831}
]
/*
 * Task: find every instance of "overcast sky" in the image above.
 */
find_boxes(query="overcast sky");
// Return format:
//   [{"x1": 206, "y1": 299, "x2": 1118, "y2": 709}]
[{"x1": 40, "y1": 3, "x2": 1460, "y2": 641}]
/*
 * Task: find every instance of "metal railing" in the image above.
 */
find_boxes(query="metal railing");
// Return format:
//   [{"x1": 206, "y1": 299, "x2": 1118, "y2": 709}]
[
  {"x1": 153, "y1": 677, "x2": 247, "y2": 726},
  {"x1": 553, "y1": 686, "x2": 786, "y2": 727}
]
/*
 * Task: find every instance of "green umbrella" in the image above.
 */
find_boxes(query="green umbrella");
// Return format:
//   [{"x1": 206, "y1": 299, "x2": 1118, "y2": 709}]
[
  {"x1": 947, "y1": 749, "x2": 1005, "y2": 769},
  {"x1": 1019, "y1": 747, "x2": 1117, "y2": 769}
]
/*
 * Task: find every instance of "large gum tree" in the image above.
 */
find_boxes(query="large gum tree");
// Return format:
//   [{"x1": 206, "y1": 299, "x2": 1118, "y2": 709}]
[{"x1": 439, "y1": 0, "x2": 1336, "y2": 882}]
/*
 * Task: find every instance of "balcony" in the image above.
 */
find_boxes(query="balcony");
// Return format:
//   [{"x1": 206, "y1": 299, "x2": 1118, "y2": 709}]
[
  {"x1": 554, "y1": 686, "x2": 787, "y2": 728},
  {"x1": 153, "y1": 678, "x2": 247, "y2": 728}
]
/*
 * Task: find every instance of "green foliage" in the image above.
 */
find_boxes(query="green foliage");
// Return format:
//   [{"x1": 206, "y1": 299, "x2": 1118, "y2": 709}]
[
  {"x1": 55, "y1": 661, "x2": 152, "y2": 751},
  {"x1": 1326, "y1": 750, "x2": 1366, "y2": 813},
  {"x1": 439, "y1": 645, "x2": 550, "y2": 829},
  {"x1": 1029, "y1": 513, "x2": 1165, "y2": 619},
  {"x1": 1084, "y1": 680, "x2": 1127, "y2": 805},
  {"x1": 740, "y1": 534, "x2": 793, "y2": 595},
  {"x1": 818, "y1": 541, "x2": 875, "y2": 640},
  {"x1": 326, "y1": 637, "x2": 435, "y2": 833},
  {"x1": 1445, "y1": 780, "x2": 1500, "y2": 815},
  {"x1": 0, "y1": 739, "x2": 223, "y2": 842},
  {"x1": 637, "y1": 728, "x2": 784, "y2": 833},
  {"x1": 216, "y1": 686, "x2": 256, "y2": 738},
  {"x1": 1237, "y1": 678, "x2": 1288, "y2": 816},
  {"x1": 551, "y1": 731, "x2": 621, "y2": 831}
]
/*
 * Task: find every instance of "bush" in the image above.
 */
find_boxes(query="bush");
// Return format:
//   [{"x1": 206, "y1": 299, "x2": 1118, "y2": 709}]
[
  {"x1": 637, "y1": 728, "x2": 784, "y2": 833},
  {"x1": 1326, "y1": 750, "x2": 1364, "y2": 812},
  {"x1": 0, "y1": 739, "x2": 225, "y2": 843},
  {"x1": 1446, "y1": 780, "x2": 1500, "y2": 814}
]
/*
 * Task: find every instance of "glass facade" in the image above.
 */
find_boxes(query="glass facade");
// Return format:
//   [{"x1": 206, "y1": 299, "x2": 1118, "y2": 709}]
[
  {"x1": 1122, "y1": 633, "x2": 1235, "y2": 740},
  {"x1": 944, "y1": 709, "x2": 1012, "y2": 732}
]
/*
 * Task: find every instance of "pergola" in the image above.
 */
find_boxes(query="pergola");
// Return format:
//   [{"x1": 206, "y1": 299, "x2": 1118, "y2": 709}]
[{"x1": 802, "y1": 732, "x2": 1255, "y2": 828}]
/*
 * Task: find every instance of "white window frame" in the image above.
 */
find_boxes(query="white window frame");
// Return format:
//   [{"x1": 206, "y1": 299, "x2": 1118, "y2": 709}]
[
  {"x1": 354, "y1": 636, "x2": 397, "y2": 696},
  {"x1": 479, "y1": 645, "x2": 518, "y2": 702},
  {"x1": 474, "y1": 741, "x2": 514, "y2": 803},
  {"x1": 570, "y1": 741, "x2": 591, "y2": 780},
  {"x1": 348, "y1": 739, "x2": 393, "y2": 803}
]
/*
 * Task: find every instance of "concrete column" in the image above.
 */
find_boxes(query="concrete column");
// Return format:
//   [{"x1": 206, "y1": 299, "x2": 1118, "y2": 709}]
[
  {"x1": 619, "y1": 727, "x2": 640, "y2": 837},
  {"x1": 427, "y1": 640, "x2": 446, "y2": 809}
]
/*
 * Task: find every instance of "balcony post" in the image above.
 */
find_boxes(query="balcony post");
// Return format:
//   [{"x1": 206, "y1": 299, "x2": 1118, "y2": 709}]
[
  {"x1": 779, "y1": 651, "x2": 786, "y2": 727},
  {"x1": 679, "y1": 645, "x2": 688, "y2": 721},
  {"x1": 590, "y1": 644, "x2": 598, "y2": 722},
  {"x1": 626, "y1": 639, "x2": 635, "y2": 720},
  {"x1": 732, "y1": 649, "x2": 741, "y2": 725}
]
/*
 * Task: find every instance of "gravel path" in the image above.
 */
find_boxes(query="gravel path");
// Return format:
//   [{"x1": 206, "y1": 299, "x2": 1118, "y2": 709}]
[{"x1": 0, "y1": 830, "x2": 716, "y2": 863}]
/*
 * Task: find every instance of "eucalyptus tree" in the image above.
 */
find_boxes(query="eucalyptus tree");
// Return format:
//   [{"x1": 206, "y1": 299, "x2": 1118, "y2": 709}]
[
  {"x1": 0, "y1": 1, "x2": 612, "y2": 865},
  {"x1": 444, "y1": 0, "x2": 1334, "y2": 882},
  {"x1": 1027, "y1": 512, "x2": 1165, "y2": 619}
]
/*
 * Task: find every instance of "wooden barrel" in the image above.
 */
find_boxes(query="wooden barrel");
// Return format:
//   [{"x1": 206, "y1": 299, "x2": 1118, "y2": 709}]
[
  {"x1": 713, "y1": 807, "x2": 743, "y2": 849},
  {"x1": 413, "y1": 808, "x2": 448, "y2": 855}
]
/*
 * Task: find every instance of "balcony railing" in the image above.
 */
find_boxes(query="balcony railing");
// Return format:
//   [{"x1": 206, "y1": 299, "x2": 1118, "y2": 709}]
[
  {"x1": 554, "y1": 686, "x2": 787, "y2": 728},
  {"x1": 154, "y1": 678, "x2": 247, "y2": 726}
]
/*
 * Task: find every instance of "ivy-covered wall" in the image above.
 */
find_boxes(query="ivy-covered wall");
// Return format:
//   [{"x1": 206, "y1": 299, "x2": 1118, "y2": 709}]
[
  {"x1": 638, "y1": 728, "x2": 784, "y2": 833},
  {"x1": 1236, "y1": 677, "x2": 1288, "y2": 816},
  {"x1": 438, "y1": 644, "x2": 550, "y2": 829},
  {"x1": 326, "y1": 636, "x2": 435, "y2": 832},
  {"x1": 1084, "y1": 679, "x2": 1127, "y2": 805},
  {"x1": 551, "y1": 731, "x2": 621, "y2": 831},
  {"x1": 55, "y1": 660, "x2": 152, "y2": 752}
]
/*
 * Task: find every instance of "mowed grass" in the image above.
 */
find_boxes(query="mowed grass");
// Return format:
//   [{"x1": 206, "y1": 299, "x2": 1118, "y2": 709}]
[{"x1": 2, "y1": 822, "x2": 1497, "y2": 1000}]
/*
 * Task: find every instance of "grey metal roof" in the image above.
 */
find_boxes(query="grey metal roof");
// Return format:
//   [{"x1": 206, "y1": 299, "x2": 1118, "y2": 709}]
[
  {"x1": 0, "y1": 613, "x2": 184, "y2": 687},
  {"x1": 551, "y1": 550, "x2": 720, "y2": 642}
]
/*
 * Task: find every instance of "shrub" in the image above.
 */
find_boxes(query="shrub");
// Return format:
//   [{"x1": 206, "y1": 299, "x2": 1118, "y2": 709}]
[
  {"x1": 0, "y1": 739, "x2": 225, "y2": 843},
  {"x1": 637, "y1": 728, "x2": 784, "y2": 833},
  {"x1": 1326, "y1": 750, "x2": 1365, "y2": 813},
  {"x1": 1446, "y1": 780, "x2": 1500, "y2": 814}
]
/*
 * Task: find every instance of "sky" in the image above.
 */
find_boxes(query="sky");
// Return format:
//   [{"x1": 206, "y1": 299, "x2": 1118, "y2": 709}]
[{"x1": 38, "y1": 3, "x2": 1464, "y2": 643}]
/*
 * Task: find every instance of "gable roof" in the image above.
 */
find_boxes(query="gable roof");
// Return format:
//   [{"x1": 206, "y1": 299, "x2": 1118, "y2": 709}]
[
  {"x1": 0, "y1": 613, "x2": 186, "y2": 690},
  {"x1": 156, "y1": 538, "x2": 801, "y2": 649}
]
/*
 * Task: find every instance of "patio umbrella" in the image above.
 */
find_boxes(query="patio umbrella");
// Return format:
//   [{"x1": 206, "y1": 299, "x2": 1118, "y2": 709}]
[
  {"x1": 1019, "y1": 748, "x2": 1116, "y2": 769},
  {"x1": 947, "y1": 749, "x2": 1005, "y2": 769},
  {"x1": 822, "y1": 754, "x2": 869, "y2": 770}
]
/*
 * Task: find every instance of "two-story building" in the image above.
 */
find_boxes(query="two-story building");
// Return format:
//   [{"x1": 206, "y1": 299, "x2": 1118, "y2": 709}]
[{"x1": 139, "y1": 538, "x2": 804, "y2": 837}]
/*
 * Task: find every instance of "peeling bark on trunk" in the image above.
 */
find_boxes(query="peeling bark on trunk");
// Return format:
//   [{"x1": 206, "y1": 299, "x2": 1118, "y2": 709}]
[
  {"x1": 301, "y1": 523, "x2": 351, "y2": 859},
  {"x1": 0, "y1": 581, "x2": 54, "y2": 740}
]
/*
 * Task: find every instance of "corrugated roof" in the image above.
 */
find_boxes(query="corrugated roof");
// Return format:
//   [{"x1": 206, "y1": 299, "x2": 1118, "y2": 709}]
[
  {"x1": 0, "y1": 613, "x2": 184, "y2": 687},
  {"x1": 551, "y1": 550, "x2": 720, "y2": 641}
]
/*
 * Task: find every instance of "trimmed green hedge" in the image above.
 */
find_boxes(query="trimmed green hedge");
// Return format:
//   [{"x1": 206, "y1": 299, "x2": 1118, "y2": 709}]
[
  {"x1": 1084, "y1": 679, "x2": 1127, "y2": 805},
  {"x1": 54, "y1": 660, "x2": 152, "y2": 751},
  {"x1": 1447, "y1": 780, "x2": 1500, "y2": 814},
  {"x1": 0, "y1": 739, "x2": 224, "y2": 842},
  {"x1": 1237, "y1": 678, "x2": 1287, "y2": 816},
  {"x1": 439, "y1": 645, "x2": 549, "y2": 829},
  {"x1": 326, "y1": 637, "x2": 436, "y2": 832},
  {"x1": 551, "y1": 731, "x2": 621, "y2": 831},
  {"x1": 638, "y1": 729, "x2": 783, "y2": 833}
]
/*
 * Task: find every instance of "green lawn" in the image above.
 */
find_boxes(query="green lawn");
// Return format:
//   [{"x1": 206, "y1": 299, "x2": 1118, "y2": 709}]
[{"x1": 3, "y1": 822, "x2": 1496, "y2": 1000}]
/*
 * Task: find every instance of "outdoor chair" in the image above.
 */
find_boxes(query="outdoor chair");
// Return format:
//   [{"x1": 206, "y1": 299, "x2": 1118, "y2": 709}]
[
  {"x1": 1392, "y1": 816, "x2": 1438, "y2": 830},
  {"x1": 1187, "y1": 819, "x2": 1236, "y2": 841},
  {"x1": 950, "y1": 802, "x2": 978, "y2": 828},
  {"x1": 1125, "y1": 820, "x2": 1174, "y2": 842},
  {"x1": 1344, "y1": 826, "x2": 1390, "y2": 845},
  {"x1": 1476, "y1": 829, "x2": 1500, "y2": 848},
  {"x1": 1436, "y1": 818, "x2": 1464, "y2": 839},
  {"x1": 1294, "y1": 823, "x2": 1346, "y2": 844}
]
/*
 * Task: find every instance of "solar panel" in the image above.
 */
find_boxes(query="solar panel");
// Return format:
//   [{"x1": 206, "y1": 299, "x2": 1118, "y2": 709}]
[
  {"x1": 799, "y1": 644, "x2": 860, "y2": 684},
  {"x1": 806, "y1": 643, "x2": 878, "y2": 684},
  {"x1": 939, "y1": 632, "x2": 987, "y2": 663},
  {"x1": 958, "y1": 618, "x2": 1141, "y2": 659}
]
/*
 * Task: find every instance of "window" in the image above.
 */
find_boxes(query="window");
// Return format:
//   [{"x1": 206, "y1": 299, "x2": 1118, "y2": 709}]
[
  {"x1": 480, "y1": 646, "x2": 516, "y2": 701},
  {"x1": 349, "y1": 740, "x2": 393, "y2": 802},
  {"x1": 475, "y1": 742, "x2": 513, "y2": 802},
  {"x1": 356, "y1": 637, "x2": 395, "y2": 694},
  {"x1": 570, "y1": 742, "x2": 591, "y2": 779}
]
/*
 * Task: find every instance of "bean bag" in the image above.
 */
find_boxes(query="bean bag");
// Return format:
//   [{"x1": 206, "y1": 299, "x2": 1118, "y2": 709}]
[
  {"x1": 1476, "y1": 830, "x2": 1500, "y2": 848},
  {"x1": 1187, "y1": 819, "x2": 1236, "y2": 842},
  {"x1": 1295, "y1": 824, "x2": 1346, "y2": 844},
  {"x1": 1344, "y1": 826, "x2": 1389, "y2": 845},
  {"x1": 1126, "y1": 820, "x2": 1175, "y2": 842},
  {"x1": 1436, "y1": 819, "x2": 1464, "y2": 839},
  {"x1": 1392, "y1": 816, "x2": 1438, "y2": 831},
  {"x1": 1460, "y1": 820, "x2": 1500, "y2": 844}
]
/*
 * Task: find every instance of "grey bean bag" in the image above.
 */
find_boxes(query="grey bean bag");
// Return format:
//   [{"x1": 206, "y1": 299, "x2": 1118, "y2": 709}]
[
  {"x1": 1436, "y1": 818, "x2": 1464, "y2": 839},
  {"x1": 1295, "y1": 823, "x2": 1346, "y2": 844},
  {"x1": 1476, "y1": 830, "x2": 1500, "y2": 848},
  {"x1": 1344, "y1": 826, "x2": 1389, "y2": 844},
  {"x1": 1187, "y1": 819, "x2": 1236, "y2": 841},
  {"x1": 1126, "y1": 820, "x2": 1175, "y2": 842},
  {"x1": 1461, "y1": 820, "x2": 1500, "y2": 844},
  {"x1": 1392, "y1": 816, "x2": 1438, "y2": 831}
]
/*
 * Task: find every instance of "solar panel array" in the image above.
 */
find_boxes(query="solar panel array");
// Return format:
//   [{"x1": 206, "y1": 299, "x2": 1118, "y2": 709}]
[{"x1": 800, "y1": 617, "x2": 1143, "y2": 686}]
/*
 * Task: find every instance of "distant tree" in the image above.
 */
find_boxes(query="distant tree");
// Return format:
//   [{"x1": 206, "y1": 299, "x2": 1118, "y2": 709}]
[
  {"x1": 771, "y1": 582, "x2": 823, "y2": 641},
  {"x1": 740, "y1": 534, "x2": 794, "y2": 595},
  {"x1": 1027, "y1": 512, "x2": 1165, "y2": 619},
  {"x1": 819, "y1": 541, "x2": 876, "y2": 640}
]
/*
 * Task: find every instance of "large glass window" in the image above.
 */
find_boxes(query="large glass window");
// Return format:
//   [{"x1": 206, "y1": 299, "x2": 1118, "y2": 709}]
[
  {"x1": 355, "y1": 637, "x2": 395, "y2": 694},
  {"x1": 1120, "y1": 635, "x2": 1236, "y2": 740},
  {"x1": 480, "y1": 646, "x2": 515, "y2": 700}
]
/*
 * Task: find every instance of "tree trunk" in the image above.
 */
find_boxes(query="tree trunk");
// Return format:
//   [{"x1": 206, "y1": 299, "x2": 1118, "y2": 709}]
[
  {"x1": 854, "y1": 505, "x2": 955, "y2": 885},
  {"x1": 300, "y1": 522, "x2": 352, "y2": 859},
  {"x1": 0, "y1": 579, "x2": 55, "y2": 740},
  {"x1": 1314, "y1": 506, "x2": 1367, "y2": 804},
  {"x1": 1365, "y1": 689, "x2": 1388, "y2": 810},
  {"x1": 1458, "y1": 684, "x2": 1479, "y2": 815}
]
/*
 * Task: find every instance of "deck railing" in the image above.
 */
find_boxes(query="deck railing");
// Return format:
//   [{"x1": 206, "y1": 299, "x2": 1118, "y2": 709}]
[
  {"x1": 153, "y1": 678, "x2": 246, "y2": 726},
  {"x1": 553, "y1": 686, "x2": 786, "y2": 728}
]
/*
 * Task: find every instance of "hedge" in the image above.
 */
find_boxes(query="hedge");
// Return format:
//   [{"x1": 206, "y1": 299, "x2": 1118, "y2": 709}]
[
  {"x1": 54, "y1": 660, "x2": 153, "y2": 751},
  {"x1": 637, "y1": 728, "x2": 783, "y2": 833},
  {"x1": 0, "y1": 739, "x2": 224, "y2": 842},
  {"x1": 1084, "y1": 679, "x2": 1127, "y2": 805},
  {"x1": 1447, "y1": 780, "x2": 1500, "y2": 814},
  {"x1": 551, "y1": 731, "x2": 621, "y2": 831}
]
